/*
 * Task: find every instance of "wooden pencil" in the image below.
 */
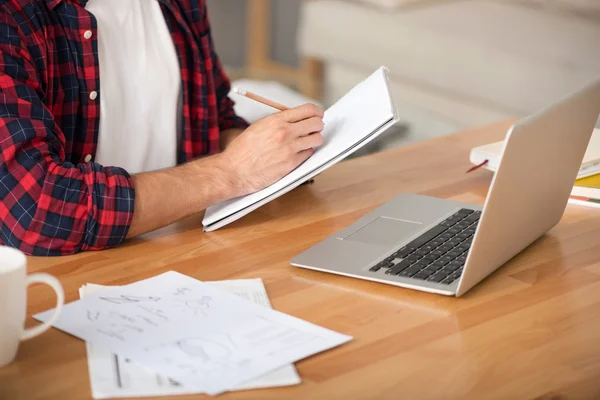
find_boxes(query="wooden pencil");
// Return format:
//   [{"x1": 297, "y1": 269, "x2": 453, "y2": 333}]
[{"x1": 233, "y1": 87, "x2": 289, "y2": 111}]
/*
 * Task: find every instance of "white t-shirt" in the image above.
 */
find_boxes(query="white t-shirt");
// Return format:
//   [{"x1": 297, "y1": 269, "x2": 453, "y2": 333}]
[{"x1": 86, "y1": 0, "x2": 181, "y2": 174}]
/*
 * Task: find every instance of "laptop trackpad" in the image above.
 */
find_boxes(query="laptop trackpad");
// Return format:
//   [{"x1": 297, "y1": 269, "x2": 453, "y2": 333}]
[{"x1": 343, "y1": 217, "x2": 422, "y2": 247}]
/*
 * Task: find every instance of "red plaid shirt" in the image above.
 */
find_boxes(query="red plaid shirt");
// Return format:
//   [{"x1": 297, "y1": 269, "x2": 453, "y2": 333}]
[{"x1": 0, "y1": 0, "x2": 248, "y2": 256}]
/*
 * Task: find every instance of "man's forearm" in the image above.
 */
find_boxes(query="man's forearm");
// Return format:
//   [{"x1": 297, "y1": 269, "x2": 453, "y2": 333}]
[
  {"x1": 126, "y1": 103, "x2": 323, "y2": 239},
  {"x1": 127, "y1": 154, "x2": 239, "y2": 238},
  {"x1": 220, "y1": 128, "x2": 244, "y2": 149}
]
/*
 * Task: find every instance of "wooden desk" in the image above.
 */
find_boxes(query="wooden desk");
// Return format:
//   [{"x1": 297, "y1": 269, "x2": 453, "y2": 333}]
[{"x1": 3, "y1": 120, "x2": 600, "y2": 400}]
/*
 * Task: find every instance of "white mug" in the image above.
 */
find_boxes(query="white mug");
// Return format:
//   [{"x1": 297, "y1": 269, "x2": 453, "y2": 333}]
[{"x1": 0, "y1": 246, "x2": 64, "y2": 367}]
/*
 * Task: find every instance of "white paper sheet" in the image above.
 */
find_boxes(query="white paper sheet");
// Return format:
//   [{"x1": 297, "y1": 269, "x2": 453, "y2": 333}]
[
  {"x1": 35, "y1": 271, "x2": 351, "y2": 396},
  {"x1": 80, "y1": 279, "x2": 301, "y2": 399},
  {"x1": 202, "y1": 66, "x2": 398, "y2": 231}
]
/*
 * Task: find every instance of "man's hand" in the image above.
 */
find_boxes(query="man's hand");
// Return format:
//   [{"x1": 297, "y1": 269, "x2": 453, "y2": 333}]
[
  {"x1": 221, "y1": 103, "x2": 325, "y2": 197},
  {"x1": 127, "y1": 103, "x2": 324, "y2": 238}
]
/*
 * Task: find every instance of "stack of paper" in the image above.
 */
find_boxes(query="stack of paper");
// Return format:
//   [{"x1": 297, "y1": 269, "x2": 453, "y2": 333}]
[
  {"x1": 79, "y1": 279, "x2": 301, "y2": 399},
  {"x1": 203, "y1": 66, "x2": 399, "y2": 231},
  {"x1": 35, "y1": 271, "x2": 352, "y2": 396}
]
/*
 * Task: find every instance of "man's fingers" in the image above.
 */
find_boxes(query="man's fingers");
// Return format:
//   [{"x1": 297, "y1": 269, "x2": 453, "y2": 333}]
[
  {"x1": 294, "y1": 148, "x2": 314, "y2": 166},
  {"x1": 294, "y1": 133, "x2": 324, "y2": 152},
  {"x1": 279, "y1": 103, "x2": 324, "y2": 123},
  {"x1": 291, "y1": 116, "x2": 324, "y2": 137}
]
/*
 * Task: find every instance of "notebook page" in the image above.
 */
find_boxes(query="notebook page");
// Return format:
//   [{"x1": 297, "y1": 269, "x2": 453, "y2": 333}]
[{"x1": 203, "y1": 66, "x2": 396, "y2": 228}]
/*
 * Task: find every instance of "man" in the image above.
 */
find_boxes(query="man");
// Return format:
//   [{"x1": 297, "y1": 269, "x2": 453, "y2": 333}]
[{"x1": 0, "y1": 0, "x2": 324, "y2": 256}]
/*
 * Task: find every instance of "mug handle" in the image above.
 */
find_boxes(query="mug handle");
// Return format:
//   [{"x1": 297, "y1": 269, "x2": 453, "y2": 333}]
[{"x1": 21, "y1": 273, "x2": 65, "y2": 341}]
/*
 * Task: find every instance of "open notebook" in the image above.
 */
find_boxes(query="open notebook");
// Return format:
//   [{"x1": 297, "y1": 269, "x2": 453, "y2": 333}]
[{"x1": 202, "y1": 66, "x2": 399, "y2": 232}]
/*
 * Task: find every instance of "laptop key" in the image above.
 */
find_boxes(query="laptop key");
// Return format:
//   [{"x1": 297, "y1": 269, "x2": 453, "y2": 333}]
[
  {"x1": 455, "y1": 222, "x2": 470, "y2": 230},
  {"x1": 404, "y1": 254, "x2": 422, "y2": 264},
  {"x1": 439, "y1": 256, "x2": 454, "y2": 265},
  {"x1": 441, "y1": 264, "x2": 456, "y2": 275},
  {"x1": 445, "y1": 272, "x2": 462, "y2": 284},
  {"x1": 462, "y1": 238, "x2": 474, "y2": 246},
  {"x1": 446, "y1": 250, "x2": 462, "y2": 258},
  {"x1": 404, "y1": 225, "x2": 448, "y2": 249},
  {"x1": 369, "y1": 265, "x2": 381, "y2": 272},
  {"x1": 386, "y1": 259, "x2": 413, "y2": 275},
  {"x1": 465, "y1": 211, "x2": 481, "y2": 222},
  {"x1": 454, "y1": 262, "x2": 465, "y2": 270},
  {"x1": 441, "y1": 218, "x2": 460, "y2": 227},
  {"x1": 442, "y1": 276, "x2": 457, "y2": 285},
  {"x1": 402, "y1": 264, "x2": 425, "y2": 277},
  {"x1": 421, "y1": 255, "x2": 439, "y2": 264},
  {"x1": 438, "y1": 244, "x2": 455, "y2": 253},
  {"x1": 378, "y1": 261, "x2": 394, "y2": 269},
  {"x1": 457, "y1": 243, "x2": 470, "y2": 251},
  {"x1": 413, "y1": 271, "x2": 432, "y2": 280},
  {"x1": 447, "y1": 238, "x2": 462, "y2": 247},
  {"x1": 425, "y1": 265, "x2": 442, "y2": 274},
  {"x1": 457, "y1": 209, "x2": 474, "y2": 216},
  {"x1": 394, "y1": 248, "x2": 412, "y2": 258},
  {"x1": 430, "y1": 260, "x2": 447, "y2": 268},
  {"x1": 447, "y1": 263, "x2": 462, "y2": 272},
  {"x1": 438, "y1": 233, "x2": 453, "y2": 241},
  {"x1": 427, "y1": 272, "x2": 448, "y2": 283},
  {"x1": 373, "y1": 259, "x2": 394, "y2": 270}
]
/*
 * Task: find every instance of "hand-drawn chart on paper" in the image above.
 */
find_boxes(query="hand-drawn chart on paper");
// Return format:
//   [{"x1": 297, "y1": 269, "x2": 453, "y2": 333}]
[{"x1": 34, "y1": 271, "x2": 352, "y2": 395}]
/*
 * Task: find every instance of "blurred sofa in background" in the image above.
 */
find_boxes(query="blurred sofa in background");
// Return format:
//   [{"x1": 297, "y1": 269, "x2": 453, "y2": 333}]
[{"x1": 299, "y1": 0, "x2": 600, "y2": 149}]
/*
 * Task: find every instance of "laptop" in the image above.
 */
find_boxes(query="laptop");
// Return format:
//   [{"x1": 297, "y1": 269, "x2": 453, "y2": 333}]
[{"x1": 291, "y1": 78, "x2": 600, "y2": 297}]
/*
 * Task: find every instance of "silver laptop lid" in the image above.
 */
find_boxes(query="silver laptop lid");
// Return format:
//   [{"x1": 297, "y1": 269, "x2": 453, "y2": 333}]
[{"x1": 457, "y1": 77, "x2": 600, "y2": 296}]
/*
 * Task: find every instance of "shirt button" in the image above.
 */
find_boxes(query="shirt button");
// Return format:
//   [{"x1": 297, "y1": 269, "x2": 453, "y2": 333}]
[
  {"x1": 84, "y1": 154, "x2": 92, "y2": 163},
  {"x1": 83, "y1": 30, "x2": 93, "y2": 40},
  {"x1": 89, "y1": 91, "x2": 98, "y2": 101}
]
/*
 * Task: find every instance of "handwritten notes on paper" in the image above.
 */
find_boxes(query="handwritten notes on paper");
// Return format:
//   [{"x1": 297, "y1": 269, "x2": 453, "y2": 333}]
[
  {"x1": 81, "y1": 280, "x2": 301, "y2": 399},
  {"x1": 34, "y1": 271, "x2": 352, "y2": 395}
]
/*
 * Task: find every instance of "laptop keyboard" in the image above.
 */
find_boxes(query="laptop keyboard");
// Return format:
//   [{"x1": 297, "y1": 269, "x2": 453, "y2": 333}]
[{"x1": 369, "y1": 209, "x2": 481, "y2": 285}]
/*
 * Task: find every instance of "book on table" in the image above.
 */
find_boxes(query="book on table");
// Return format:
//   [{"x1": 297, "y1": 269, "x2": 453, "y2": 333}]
[
  {"x1": 469, "y1": 128, "x2": 600, "y2": 180},
  {"x1": 469, "y1": 128, "x2": 600, "y2": 202}
]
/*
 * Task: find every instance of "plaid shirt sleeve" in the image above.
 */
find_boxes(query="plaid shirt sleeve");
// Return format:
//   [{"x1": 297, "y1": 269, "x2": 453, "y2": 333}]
[
  {"x1": 0, "y1": 10, "x2": 135, "y2": 256},
  {"x1": 203, "y1": 5, "x2": 249, "y2": 133}
]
